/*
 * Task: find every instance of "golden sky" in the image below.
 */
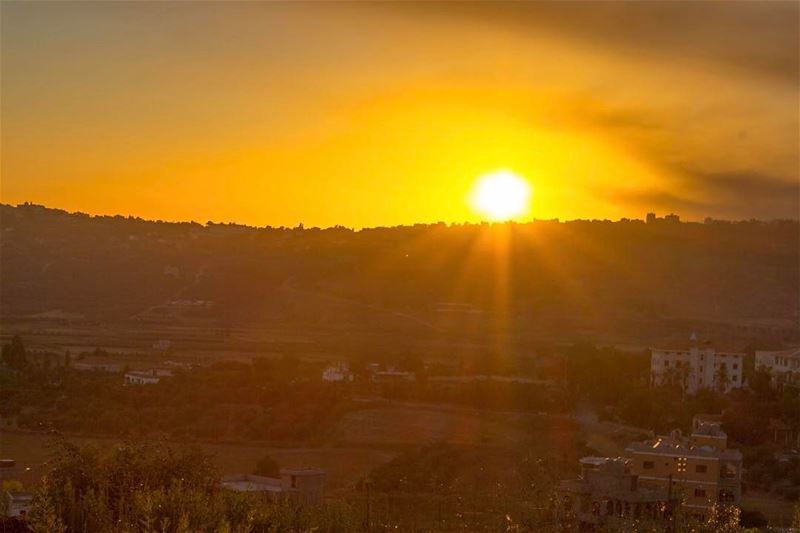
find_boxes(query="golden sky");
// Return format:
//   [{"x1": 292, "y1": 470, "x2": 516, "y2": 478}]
[{"x1": 1, "y1": 2, "x2": 798, "y2": 227}]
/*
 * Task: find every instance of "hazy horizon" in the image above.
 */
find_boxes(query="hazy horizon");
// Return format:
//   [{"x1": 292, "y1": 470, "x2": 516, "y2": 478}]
[{"x1": 6, "y1": 201, "x2": 800, "y2": 230}]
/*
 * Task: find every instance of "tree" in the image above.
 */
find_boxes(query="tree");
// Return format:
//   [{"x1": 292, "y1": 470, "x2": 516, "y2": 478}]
[
  {"x1": 27, "y1": 479, "x2": 67, "y2": 533},
  {"x1": 715, "y1": 362, "x2": 730, "y2": 394},
  {"x1": 2, "y1": 335, "x2": 27, "y2": 371},
  {"x1": 27, "y1": 440, "x2": 357, "y2": 532},
  {"x1": 750, "y1": 367, "x2": 774, "y2": 400},
  {"x1": 253, "y1": 453, "x2": 280, "y2": 477},
  {"x1": 662, "y1": 365, "x2": 689, "y2": 391}
]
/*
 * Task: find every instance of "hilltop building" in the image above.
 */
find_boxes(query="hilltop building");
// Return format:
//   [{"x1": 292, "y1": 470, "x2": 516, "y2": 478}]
[
  {"x1": 556, "y1": 456, "x2": 675, "y2": 530},
  {"x1": 646, "y1": 212, "x2": 680, "y2": 224},
  {"x1": 625, "y1": 415, "x2": 741, "y2": 521},
  {"x1": 650, "y1": 334, "x2": 744, "y2": 394},
  {"x1": 755, "y1": 347, "x2": 800, "y2": 391}
]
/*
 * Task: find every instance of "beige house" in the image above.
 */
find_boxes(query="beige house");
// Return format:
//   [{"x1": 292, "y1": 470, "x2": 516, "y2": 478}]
[
  {"x1": 625, "y1": 415, "x2": 741, "y2": 521},
  {"x1": 556, "y1": 456, "x2": 675, "y2": 530}
]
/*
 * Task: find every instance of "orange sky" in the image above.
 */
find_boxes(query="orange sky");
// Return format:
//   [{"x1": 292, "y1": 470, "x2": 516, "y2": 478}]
[{"x1": 1, "y1": 2, "x2": 798, "y2": 227}]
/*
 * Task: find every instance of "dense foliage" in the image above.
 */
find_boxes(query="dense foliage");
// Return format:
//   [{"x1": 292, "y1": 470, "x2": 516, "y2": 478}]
[
  {"x1": 2, "y1": 204, "x2": 797, "y2": 346},
  {"x1": 2, "y1": 359, "x2": 351, "y2": 444},
  {"x1": 15, "y1": 440, "x2": 772, "y2": 533},
  {"x1": 25, "y1": 440, "x2": 359, "y2": 533}
]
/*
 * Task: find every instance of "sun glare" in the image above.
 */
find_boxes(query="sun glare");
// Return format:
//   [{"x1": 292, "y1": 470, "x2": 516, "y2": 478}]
[{"x1": 470, "y1": 170, "x2": 532, "y2": 221}]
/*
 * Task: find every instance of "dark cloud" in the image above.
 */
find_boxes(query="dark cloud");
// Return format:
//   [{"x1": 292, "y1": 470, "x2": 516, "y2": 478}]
[
  {"x1": 584, "y1": 106, "x2": 660, "y2": 133},
  {"x1": 389, "y1": 1, "x2": 799, "y2": 84},
  {"x1": 616, "y1": 170, "x2": 800, "y2": 220},
  {"x1": 694, "y1": 170, "x2": 799, "y2": 200},
  {"x1": 566, "y1": 92, "x2": 797, "y2": 220}
]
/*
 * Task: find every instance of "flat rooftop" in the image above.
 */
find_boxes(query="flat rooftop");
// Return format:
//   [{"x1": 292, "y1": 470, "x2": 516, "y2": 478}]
[{"x1": 220, "y1": 474, "x2": 283, "y2": 493}]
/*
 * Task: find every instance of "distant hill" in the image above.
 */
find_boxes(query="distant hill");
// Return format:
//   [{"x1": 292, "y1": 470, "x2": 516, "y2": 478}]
[{"x1": 1, "y1": 203, "x2": 798, "y2": 346}]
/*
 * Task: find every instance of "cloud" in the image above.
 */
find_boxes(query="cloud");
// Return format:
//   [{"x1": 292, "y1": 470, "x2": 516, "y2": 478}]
[
  {"x1": 392, "y1": 1, "x2": 799, "y2": 84},
  {"x1": 615, "y1": 169, "x2": 799, "y2": 220}
]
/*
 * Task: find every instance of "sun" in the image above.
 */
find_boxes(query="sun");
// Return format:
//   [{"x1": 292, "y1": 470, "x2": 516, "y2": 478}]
[{"x1": 469, "y1": 170, "x2": 532, "y2": 221}]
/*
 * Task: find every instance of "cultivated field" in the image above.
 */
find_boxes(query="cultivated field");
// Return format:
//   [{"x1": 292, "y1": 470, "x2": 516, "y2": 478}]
[{"x1": 334, "y1": 404, "x2": 536, "y2": 446}]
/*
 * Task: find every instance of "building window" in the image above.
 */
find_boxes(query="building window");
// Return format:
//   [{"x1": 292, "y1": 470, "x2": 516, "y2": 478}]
[
  {"x1": 643, "y1": 461, "x2": 654, "y2": 470},
  {"x1": 695, "y1": 465, "x2": 708, "y2": 473},
  {"x1": 676, "y1": 457, "x2": 687, "y2": 473},
  {"x1": 722, "y1": 463, "x2": 738, "y2": 479},
  {"x1": 694, "y1": 489, "x2": 706, "y2": 497},
  {"x1": 664, "y1": 360, "x2": 670, "y2": 367},
  {"x1": 733, "y1": 364, "x2": 738, "y2": 370}
]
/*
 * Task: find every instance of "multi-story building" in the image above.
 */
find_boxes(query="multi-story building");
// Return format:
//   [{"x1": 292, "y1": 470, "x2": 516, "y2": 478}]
[
  {"x1": 650, "y1": 335, "x2": 744, "y2": 394},
  {"x1": 556, "y1": 456, "x2": 675, "y2": 530},
  {"x1": 755, "y1": 347, "x2": 800, "y2": 390},
  {"x1": 625, "y1": 415, "x2": 742, "y2": 522}
]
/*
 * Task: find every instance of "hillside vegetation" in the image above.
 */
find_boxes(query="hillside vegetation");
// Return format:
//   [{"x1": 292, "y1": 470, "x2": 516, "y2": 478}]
[{"x1": 1, "y1": 204, "x2": 797, "y2": 350}]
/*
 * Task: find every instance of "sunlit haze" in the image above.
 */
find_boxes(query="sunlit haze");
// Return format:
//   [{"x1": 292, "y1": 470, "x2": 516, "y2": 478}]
[
  {"x1": 470, "y1": 170, "x2": 532, "y2": 221},
  {"x1": 1, "y1": 2, "x2": 798, "y2": 227},
  {"x1": 0, "y1": 4, "x2": 799, "y2": 529}
]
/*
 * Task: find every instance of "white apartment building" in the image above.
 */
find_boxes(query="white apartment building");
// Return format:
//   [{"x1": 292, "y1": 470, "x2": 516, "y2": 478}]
[
  {"x1": 755, "y1": 347, "x2": 800, "y2": 390},
  {"x1": 321, "y1": 362, "x2": 354, "y2": 382},
  {"x1": 651, "y1": 335, "x2": 744, "y2": 394}
]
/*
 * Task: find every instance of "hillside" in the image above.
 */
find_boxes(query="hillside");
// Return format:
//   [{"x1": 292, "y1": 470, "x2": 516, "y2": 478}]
[{"x1": 1, "y1": 203, "x2": 798, "y2": 349}]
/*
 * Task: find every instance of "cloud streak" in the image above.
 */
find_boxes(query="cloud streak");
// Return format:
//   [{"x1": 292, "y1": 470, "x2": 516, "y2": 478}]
[{"x1": 393, "y1": 1, "x2": 799, "y2": 84}]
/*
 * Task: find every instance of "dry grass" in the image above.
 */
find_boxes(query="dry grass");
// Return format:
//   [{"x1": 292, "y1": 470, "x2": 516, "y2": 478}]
[{"x1": 334, "y1": 404, "x2": 534, "y2": 447}]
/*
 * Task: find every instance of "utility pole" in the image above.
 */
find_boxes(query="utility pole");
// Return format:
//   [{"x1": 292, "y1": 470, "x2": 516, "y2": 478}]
[
  {"x1": 667, "y1": 473, "x2": 675, "y2": 533},
  {"x1": 365, "y1": 478, "x2": 372, "y2": 533}
]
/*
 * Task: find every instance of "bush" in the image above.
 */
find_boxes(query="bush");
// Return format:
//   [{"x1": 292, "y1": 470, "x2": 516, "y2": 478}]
[{"x1": 253, "y1": 454, "x2": 280, "y2": 478}]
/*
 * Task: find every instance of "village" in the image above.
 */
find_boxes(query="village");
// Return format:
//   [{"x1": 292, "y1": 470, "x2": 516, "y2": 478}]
[{"x1": 1, "y1": 332, "x2": 798, "y2": 530}]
